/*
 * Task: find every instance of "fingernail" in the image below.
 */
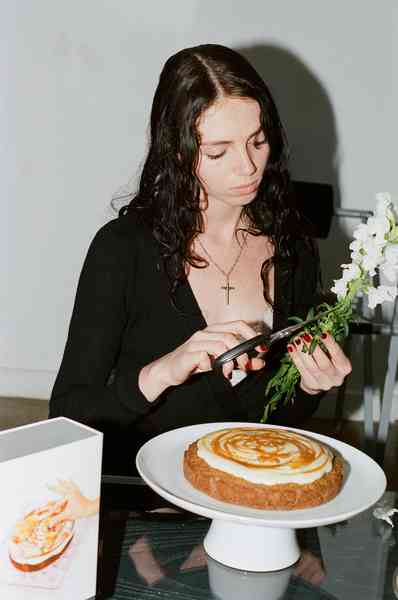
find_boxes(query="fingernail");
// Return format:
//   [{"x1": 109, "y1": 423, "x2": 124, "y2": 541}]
[
  {"x1": 302, "y1": 333, "x2": 312, "y2": 343},
  {"x1": 245, "y1": 360, "x2": 252, "y2": 370},
  {"x1": 287, "y1": 344, "x2": 294, "y2": 353},
  {"x1": 294, "y1": 338, "x2": 301, "y2": 346},
  {"x1": 260, "y1": 344, "x2": 269, "y2": 352},
  {"x1": 321, "y1": 332, "x2": 328, "y2": 339}
]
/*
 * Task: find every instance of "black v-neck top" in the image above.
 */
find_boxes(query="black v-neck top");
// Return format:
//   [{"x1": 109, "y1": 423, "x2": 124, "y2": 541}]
[{"x1": 49, "y1": 212, "x2": 322, "y2": 475}]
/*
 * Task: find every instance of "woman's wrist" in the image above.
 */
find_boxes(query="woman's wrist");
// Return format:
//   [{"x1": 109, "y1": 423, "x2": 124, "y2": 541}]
[{"x1": 138, "y1": 358, "x2": 173, "y2": 402}]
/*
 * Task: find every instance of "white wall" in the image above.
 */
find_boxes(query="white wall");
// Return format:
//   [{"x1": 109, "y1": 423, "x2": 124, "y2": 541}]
[{"x1": 1, "y1": 1, "x2": 397, "y2": 419}]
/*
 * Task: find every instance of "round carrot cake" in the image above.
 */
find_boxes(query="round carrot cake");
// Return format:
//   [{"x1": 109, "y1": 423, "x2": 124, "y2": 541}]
[
  {"x1": 9, "y1": 500, "x2": 74, "y2": 571},
  {"x1": 183, "y1": 427, "x2": 344, "y2": 510}
]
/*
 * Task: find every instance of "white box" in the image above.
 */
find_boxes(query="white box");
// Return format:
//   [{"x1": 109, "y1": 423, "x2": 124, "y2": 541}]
[{"x1": 0, "y1": 417, "x2": 103, "y2": 600}]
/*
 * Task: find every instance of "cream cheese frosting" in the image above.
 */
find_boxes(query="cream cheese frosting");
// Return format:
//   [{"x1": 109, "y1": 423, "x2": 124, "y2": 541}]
[{"x1": 197, "y1": 428, "x2": 333, "y2": 485}]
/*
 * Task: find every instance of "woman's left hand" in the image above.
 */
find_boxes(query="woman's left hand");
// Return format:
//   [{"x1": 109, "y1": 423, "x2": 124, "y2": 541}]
[{"x1": 287, "y1": 332, "x2": 352, "y2": 395}]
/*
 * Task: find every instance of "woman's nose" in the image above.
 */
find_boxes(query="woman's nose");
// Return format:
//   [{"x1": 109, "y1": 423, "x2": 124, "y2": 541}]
[{"x1": 235, "y1": 148, "x2": 257, "y2": 176}]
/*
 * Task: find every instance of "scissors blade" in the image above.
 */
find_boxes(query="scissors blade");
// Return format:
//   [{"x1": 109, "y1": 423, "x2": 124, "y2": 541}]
[{"x1": 212, "y1": 332, "x2": 270, "y2": 369}]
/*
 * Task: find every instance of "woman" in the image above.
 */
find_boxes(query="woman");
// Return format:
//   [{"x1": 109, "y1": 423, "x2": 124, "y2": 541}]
[{"x1": 49, "y1": 44, "x2": 351, "y2": 475}]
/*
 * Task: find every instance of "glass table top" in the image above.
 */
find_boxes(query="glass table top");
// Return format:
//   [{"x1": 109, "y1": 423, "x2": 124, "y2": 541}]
[{"x1": 97, "y1": 491, "x2": 398, "y2": 600}]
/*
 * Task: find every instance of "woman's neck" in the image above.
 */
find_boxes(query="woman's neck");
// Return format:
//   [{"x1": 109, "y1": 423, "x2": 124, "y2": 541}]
[{"x1": 201, "y1": 206, "x2": 247, "y2": 244}]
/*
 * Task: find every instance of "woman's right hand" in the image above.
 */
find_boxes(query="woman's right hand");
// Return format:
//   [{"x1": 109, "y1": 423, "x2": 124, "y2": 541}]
[{"x1": 139, "y1": 320, "x2": 266, "y2": 401}]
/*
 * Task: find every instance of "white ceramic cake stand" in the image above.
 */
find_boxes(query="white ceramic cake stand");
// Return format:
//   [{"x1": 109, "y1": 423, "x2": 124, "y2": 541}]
[{"x1": 136, "y1": 422, "x2": 386, "y2": 572}]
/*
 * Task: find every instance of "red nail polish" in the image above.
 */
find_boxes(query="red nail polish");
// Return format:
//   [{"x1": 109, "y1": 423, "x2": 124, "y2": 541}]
[
  {"x1": 287, "y1": 344, "x2": 294, "y2": 353},
  {"x1": 294, "y1": 338, "x2": 301, "y2": 346},
  {"x1": 321, "y1": 332, "x2": 328, "y2": 339},
  {"x1": 245, "y1": 360, "x2": 252, "y2": 370},
  {"x1": 303, "y1": 333, "x2": 312, "y2": 343},
  {"x1": 260, "y1": 344, "x2": 269, "y2": 352}
]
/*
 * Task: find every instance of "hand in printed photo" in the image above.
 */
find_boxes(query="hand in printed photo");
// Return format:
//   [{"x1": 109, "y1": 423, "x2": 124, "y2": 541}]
[{"x1": 48, "y1": 479, "x2": 99, "y2": 525}]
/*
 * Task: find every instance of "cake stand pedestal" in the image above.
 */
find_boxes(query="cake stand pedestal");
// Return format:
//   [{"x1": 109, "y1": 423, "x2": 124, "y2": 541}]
[{"x1": 204, "y1": 519, "x2": 299, "y2": 571}]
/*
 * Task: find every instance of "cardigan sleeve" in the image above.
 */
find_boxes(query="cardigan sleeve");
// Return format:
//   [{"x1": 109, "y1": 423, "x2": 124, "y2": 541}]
[{"x1": 49, "y1": 220, "x2": 155, "y2": 428}]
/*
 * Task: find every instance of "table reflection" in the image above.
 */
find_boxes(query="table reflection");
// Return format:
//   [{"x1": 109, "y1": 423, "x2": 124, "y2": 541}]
[{"x1": 97, "y1": 491, "x2": 398, "y2": 600}]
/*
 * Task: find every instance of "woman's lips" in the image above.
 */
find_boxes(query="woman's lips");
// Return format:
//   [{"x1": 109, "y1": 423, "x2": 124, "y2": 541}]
[{"x1": 231, "y1": 180, "x2": 259, "y2": 195}]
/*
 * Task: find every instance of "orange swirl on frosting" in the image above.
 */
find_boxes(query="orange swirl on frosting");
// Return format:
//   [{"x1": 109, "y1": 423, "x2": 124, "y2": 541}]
[
  {"x1": 211, "y1": 428, "x2": 329, "y2": 473},
  {"x1": 196, "y1": 428, "x2": 334, "y2": 484}
]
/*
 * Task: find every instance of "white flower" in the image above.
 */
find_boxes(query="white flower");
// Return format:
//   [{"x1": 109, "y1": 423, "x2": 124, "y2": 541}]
[
  {"x1": 367, "y1": 285, "x2": 398, "y2": 309},
  {"x1": 349, "y1": 239, "x2": 363, "y2": 263},
  {"x1": 384, "y1": 244, "x2": 398, "y2": 265},
  {"x1": 332, "y1": 262, "x2": 363, "y2": 299},
  {"x1": 330, "y1": 193, "x2": 398, "y2": 303},
  {"x1": 380, "y1": 245, "x2": 398, "y2": 282},
  {"x1": 340, "y1": 262, "x2": 361, "y2": 282},
  {"x1": 360, "y1": 239, "x2": 384, "y2": 275},
  {"x1": 353, "y1": 222, "x2": 372, "y2": 242},
  {"x1": 366, "y1": 215, "x2": 390, "y2": 244},
  {"x1": 381, "y1": 263, "x2": 398, "y2": 283},
  {"x1": 331, "y1": 278, "x2": 348, "y2": 299},
  {"x1": 375, "y1": 192, "x2": 392, "y2": 218}
]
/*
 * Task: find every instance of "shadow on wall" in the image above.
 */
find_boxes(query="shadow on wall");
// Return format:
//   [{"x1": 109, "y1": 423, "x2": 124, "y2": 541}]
[
  {"x1": 237, "y1": 44, "x2": 369, "y2": 418},
  {"x1": 237, "y1": 44, "x2": 353, "y2": 288},
  {"x1": 237, "y1": 43, "x2": 341, "y2": 206}
]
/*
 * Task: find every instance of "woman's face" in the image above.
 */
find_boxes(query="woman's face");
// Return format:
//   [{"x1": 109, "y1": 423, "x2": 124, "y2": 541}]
[{"x1": 195, "y1": 96, "x2": 270, "y2": 210}]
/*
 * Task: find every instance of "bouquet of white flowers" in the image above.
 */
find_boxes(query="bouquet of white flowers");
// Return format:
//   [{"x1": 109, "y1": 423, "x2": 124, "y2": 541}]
[{"x1": 262, "y1": 192, "x2": 398, "y2": 423}]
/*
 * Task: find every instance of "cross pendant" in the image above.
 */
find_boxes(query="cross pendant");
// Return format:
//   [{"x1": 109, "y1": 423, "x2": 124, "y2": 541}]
[{"x1": 221, "y1": 279, "x2": 235, "y2": 305}]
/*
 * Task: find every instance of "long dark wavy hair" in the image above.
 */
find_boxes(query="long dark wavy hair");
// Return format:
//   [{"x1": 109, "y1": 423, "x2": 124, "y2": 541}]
[{"x1": 121, "y1": 44, "x2": 304, "y2": 304}]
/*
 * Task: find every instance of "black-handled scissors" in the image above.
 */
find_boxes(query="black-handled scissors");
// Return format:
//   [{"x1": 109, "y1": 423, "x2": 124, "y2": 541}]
[{"x1": 212, "y1": 315, "x2": 323, "y2": 369}]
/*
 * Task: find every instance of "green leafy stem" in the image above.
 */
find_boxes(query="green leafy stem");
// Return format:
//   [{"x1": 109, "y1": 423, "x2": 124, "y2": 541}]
[{"x1": 261, "y1": 281, "x2": 362, "y2": 423}]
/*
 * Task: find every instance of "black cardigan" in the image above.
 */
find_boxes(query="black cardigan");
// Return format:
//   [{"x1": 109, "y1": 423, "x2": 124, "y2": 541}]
[{"x1": 50, "y1": 212, "x2": 322, "y2": 474}]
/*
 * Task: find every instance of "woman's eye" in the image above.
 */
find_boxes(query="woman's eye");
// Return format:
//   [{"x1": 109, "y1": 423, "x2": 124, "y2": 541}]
[{"x1": 206, "y1": 151, "x2": 226, "y2": 160}]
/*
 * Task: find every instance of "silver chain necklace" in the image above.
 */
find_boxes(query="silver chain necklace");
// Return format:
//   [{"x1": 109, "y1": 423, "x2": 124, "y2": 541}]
[{"x1": 196, "y1": 232, "x2": 248, "y2": 305}]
